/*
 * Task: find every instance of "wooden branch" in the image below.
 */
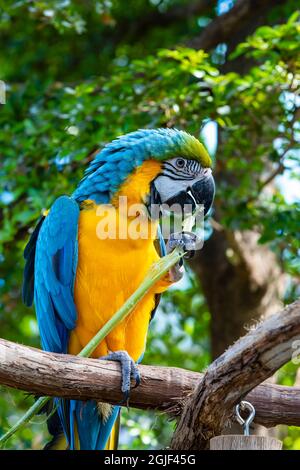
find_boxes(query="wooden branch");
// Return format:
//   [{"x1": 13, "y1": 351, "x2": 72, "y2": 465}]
[
  {"x1": 1, "y1": 333, "x2": 300, "y2": 430},
  {"x1": 0, "y1": 338, "x2": 197, "y2": 411},
  {"x1": 188, "y1": 0, "x2": 286, "y2": 51},
  {"x1": 246, "y1": 382, "x2": 300, "y2": 428},
  {"x1": 171, "y1": 299, "x2": 300, "y2": 450}
]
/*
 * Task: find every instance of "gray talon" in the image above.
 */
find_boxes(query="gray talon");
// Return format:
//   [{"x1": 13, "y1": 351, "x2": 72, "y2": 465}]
[
  {"x1": 100, "y1": 351, "x2": 140, "y2": 404},
  {"x1": 167, "y1": 232, "x2": 199, "y2": 282},
  {"x1": 165, "y1": 232, "x2": 200, "y2": 282},
  {"x1": 167, "y1": 231, "x2": 199, "y2": 259}
]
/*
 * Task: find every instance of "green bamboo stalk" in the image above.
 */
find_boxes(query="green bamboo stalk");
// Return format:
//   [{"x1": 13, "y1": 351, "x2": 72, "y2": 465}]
[{"x1": 0, "y1": 246, "x2": 184, "y2": 448}]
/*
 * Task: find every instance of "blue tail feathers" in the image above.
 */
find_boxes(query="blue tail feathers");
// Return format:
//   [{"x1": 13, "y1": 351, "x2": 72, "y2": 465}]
[{"x1": 46, "y1": 399, "x2": 120, "y2": 450}]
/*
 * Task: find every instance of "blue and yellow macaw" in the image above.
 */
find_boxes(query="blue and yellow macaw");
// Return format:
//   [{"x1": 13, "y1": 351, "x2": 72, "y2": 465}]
[{"x1": 22, "y1": 128, "x2": 214, "y2": 450}]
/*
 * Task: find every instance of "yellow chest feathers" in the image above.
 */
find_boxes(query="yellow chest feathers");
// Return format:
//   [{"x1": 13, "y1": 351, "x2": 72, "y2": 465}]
[{"x1": 71, "y1": 160, "x2": 165, "y2": 360}]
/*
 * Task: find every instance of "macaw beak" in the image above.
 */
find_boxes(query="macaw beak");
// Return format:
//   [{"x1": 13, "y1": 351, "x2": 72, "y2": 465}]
[
  {"x1": 190, "y1": 171, "x2": 215, "y2": 216},
  {"x1": 148, "y1": 169, "x2": 215, "y2": 219},
  {"x1": 160, "y1": 171, "x2": 215, "y2": 217}
]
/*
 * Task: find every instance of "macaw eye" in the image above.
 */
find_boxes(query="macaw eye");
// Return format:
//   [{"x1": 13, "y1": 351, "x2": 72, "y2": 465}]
[{"x1": 176, "y1": 158, "x2": 185, "y2": 169}]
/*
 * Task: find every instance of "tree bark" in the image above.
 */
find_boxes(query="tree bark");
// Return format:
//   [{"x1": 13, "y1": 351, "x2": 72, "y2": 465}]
[
  {"x1": 1, "y1": 299, "x2": 300, "y2": 448},
  {"x1": 187, "y1": 0, "x2": 287, "y2": 52},
  {"x1": 170, "y1": 299, "x2": 300, "y2": 450},
  {"x1": 187, "y1": 1, "x2": 292, "y2": 442},
  {"x1": 1, "y1": 334, "x2": 300, "y2": 429}
]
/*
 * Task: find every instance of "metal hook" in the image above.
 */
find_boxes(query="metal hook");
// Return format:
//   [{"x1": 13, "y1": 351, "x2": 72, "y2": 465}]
[{"x1": 235, "y1": 401, "x2": 256, "y2": 436}]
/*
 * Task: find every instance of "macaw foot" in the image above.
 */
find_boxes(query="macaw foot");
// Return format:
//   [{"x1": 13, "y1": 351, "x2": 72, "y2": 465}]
[
  {"x1": 167, "y1": 231, "x2": 199, "y2": 258},
  {"x1": 100, "y1": 351, "x2": 140, "y2": 406},
  {"x1": 166, "y1": 231, "x2": 199, "y2": 282}
]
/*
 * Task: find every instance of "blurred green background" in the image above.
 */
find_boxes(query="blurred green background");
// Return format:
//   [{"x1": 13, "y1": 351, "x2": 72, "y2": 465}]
[{"x1": 0, "y1": 0, "x2": 299, "y2": 450}]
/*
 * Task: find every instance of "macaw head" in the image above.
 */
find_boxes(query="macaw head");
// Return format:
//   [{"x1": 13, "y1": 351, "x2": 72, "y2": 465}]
[{"x1": 74, "y1": 128, "x2": 215, "y2": 218}]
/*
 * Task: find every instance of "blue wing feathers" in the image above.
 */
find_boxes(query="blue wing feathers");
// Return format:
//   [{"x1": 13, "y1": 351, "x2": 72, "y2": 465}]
[
  {"x1": 22, "y1": 216, "x2": 45, "y2": 306},
  {"x1": 33, "y1": 196, "x2": 80, "y2": 353},
  {"x1": 24, "y1": 195, "x2": 118, "y2": 449},
  {"x1": 35, "y1": 294, "x2": 62, "y2": 351},
  {"x1": 58, "y1": 244, "x2": 73, "y2": 285}
]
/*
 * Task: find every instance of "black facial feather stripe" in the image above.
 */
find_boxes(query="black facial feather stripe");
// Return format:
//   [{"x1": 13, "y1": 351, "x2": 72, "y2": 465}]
[
  {"x1": 162, "y1": 162, "x2": 187, "y2": 177},
  {"x1": 162, "y1": 165, "x2": 194, "y2": 179},
  {"x1": 161, "y1": 159, "x2": 201, "y2": 180},
  {"x1": 191, "y1": 160, "x2": 199, "y2": 173},
  {"x1": 163, "y1": 160, "x2": 201, "y2": 174},
  {"x1": 161, "y1": 170, "x2": 196, "y2": 181},
  {"x1": 162, "y1": 167, "x2": 191, "y2": 178}
]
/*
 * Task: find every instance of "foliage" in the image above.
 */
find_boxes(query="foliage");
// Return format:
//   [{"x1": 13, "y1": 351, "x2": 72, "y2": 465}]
[{"x1": 0, "y1": 0, "x2": 299, "y2": 449}]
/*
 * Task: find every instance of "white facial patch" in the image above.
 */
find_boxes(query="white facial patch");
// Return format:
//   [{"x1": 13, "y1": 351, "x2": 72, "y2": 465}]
[
  {"x1": 154, "y1": 175, "x2": 192, "y2": 203},
  {"x1": 154, "y1": 172, "x2": 208, "y2": 204},
  {"x1": 153, "y1": 157, "x2": 209, "y2": 203}
]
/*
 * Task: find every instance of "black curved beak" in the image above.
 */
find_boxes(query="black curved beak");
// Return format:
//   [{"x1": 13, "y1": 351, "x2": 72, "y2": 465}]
[
  {"x1": 191, "y1": 172, "x2": 215, "y2": 216},
  {"x1": 161, "y1": 190, "x2": 197, "y2": 214},
  {"x1": 148, "y1": 171, "x2": 215, "y2": 219}
]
